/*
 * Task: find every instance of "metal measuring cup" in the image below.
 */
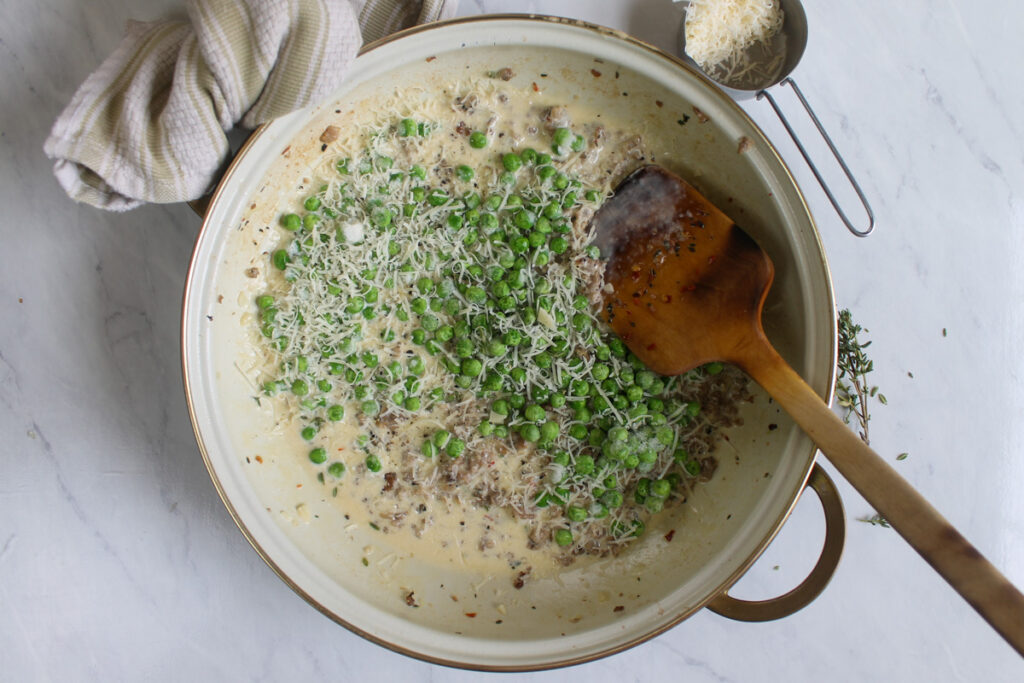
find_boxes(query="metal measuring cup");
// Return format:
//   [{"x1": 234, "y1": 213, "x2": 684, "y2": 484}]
[{"x1": 677, "y1": 0, "x2": 875, "y2": 236}]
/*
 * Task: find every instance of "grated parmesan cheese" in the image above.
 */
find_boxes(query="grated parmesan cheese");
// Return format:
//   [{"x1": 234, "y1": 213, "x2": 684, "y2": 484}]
[{"x1": 684, "y1": 0, "x2": 784, "y2": 73}]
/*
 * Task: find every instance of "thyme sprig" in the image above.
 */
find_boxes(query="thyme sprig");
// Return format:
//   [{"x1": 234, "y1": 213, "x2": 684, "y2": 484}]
[{"x1": 836, "y1": 309, "x2": 886, "y2": 445}]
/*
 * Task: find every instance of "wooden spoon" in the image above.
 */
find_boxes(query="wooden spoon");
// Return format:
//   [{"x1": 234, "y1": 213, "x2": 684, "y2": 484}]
[{"x1": 590, "y1": 164, "x2": 1024, "y2": 655}]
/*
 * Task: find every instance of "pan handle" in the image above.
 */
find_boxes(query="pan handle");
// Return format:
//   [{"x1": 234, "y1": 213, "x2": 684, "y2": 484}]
[
  {"x1": 705, "y1": 462, "x2": 845, "y2": 621},
  {"x1": 758, "y1": 78, "x2": 875, "y2": 237}
]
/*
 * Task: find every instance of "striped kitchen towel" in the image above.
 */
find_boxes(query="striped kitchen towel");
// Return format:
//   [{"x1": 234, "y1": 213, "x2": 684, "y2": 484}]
[{"x1": 43, "y1": 0, "x2": 458, "y2": 211}]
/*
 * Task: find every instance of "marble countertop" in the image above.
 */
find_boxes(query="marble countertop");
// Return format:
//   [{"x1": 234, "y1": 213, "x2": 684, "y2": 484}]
[{"x1": 3, "y1": 0, "x2": 1023, "y2": 680}]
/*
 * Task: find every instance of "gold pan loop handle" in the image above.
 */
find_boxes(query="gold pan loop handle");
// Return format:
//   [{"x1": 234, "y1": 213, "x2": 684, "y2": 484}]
[{"x1": 706, "y1": 463, "x2": 845, "y2": 622}]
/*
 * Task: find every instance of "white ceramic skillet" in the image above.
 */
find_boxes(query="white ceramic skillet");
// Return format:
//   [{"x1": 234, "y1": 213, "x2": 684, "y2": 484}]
[{"x1": 182, "y1": 15, "x2": 843, "y2": 671}]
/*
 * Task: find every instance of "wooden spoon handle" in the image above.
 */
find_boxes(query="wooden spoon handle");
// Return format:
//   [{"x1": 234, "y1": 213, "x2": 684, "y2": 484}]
[{"x1": 739, "y1": 337, "x2": 1024, "y2": 656}]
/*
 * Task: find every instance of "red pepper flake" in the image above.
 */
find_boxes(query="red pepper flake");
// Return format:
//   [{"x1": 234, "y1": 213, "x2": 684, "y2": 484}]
[
  {"x1": 296, "y1": 484, "x2": 302, "y2": 488},
  {"x1": 664, "y1": 529, "x2": 676, "y2": 542},
  {"x1": 464, "y1": 612, "x2": 477, "y2": 618},
  {"x1": 591, "y1": 69, "x2": 602, "y2": 77},
  {"x1": 426, "y1": 56, "x2": 436, "y2": 62},
  {"x1": 662, "y1": 294, "x2": 672, "y2": 303},
  {"x1": 254, "y1": 455, "x2": 263, "y2": 464},
  {"x1": 532, "y1": 82, "x2": 540, "y2": 92},
  {"x1": 613, "y1": 605, "x2": 625, "y2": 613}
]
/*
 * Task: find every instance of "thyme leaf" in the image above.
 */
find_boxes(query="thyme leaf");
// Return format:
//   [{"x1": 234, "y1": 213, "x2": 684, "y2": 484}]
[{"x1": 857, "y1": 514, "x2": 890, "y2": 528}]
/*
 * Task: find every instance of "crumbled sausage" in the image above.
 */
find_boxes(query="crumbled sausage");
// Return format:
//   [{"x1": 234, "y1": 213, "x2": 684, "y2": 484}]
[
  {"x1": 319, "y1": 125, "x2": 340, "y2": 143},
  {"x1": 542, "y1": 106, "x2": 570, "y2": 130}
]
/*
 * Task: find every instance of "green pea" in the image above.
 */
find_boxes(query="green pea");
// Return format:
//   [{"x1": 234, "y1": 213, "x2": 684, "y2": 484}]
[
  {"x1": 365, "y1": 454, "x2": 382, "y2": 472},
  {"x1": 478, "y1": 421, "x2": 495, "y2": 436},
  {"x1": 432, "y1": 430, "x2": 451, "y2": 449},
  {"x1": 601, "y1": 490, "x2": 624, "y2": 509},
  {"x1": 575, "y1": 454, "x2": 595, "y2": 476},
  {"x1": 404, "y1": 396, "x2": 421, "y2": 411},
  {"x1": 455, "y1": 338, "x2": 474, "y2": 358},
  {"x1": 421, "y1": 313, "x2": 440, "y2": 332},
  {"x1": 460, "y1": 358, "x2": 483, "y2": 377},
  {"x1": 290, "y1": 379, "x2": 309, "y2": 396},
  {"x1": 399, "y1": 118, "x2": 417, "y2": 137},
  {"x1": 456, "y1": 164, "x2": 474, "y2": 182},
  {"x1": 272, "y1": 249, "x2": 290, "y2": 270},
  {"x1": 361, "y1": 399, "x2": 380, "y2": 416},
  {"x1": 521, "y1": 424, "x2": 541, "y2": 442},
  {"x1": 553, "y1": 529, "x2": 573, "y2": 547},
  {"x1": 502, "y1": 153, "x2": 523, "y2": 172},
  {"x1": 651, "y1": 479, "x2": 672, "y2": 498},
  {"x1": 280, "y1": 213, "x2": 301, "y2": 231},
  {"x1": 445, "y1": 438, "x2": 466, "y2": 458},
  {"x1": 469, "y1": 131, "x2": 488, "y2": 148},
  {"x1": 513, "y1": 209, "x2": 536, "y2": 229},
  {"x1": 553, "y1": 127, "x2": 573, "y2": 148},
  {"x1": 540, "y1": 420, "x2": 559, "y2": 442},
  {"x1": 427, "y1": 189, "x2": 449, "y2": 207},
  {"x1": 309, "y1": 447, "x2": 327, "y2": 464},
  {"x1": 486, "y1": 340, "x2": 507, "y2": 357},
  {"x1": 550, "y1": 236, "x2": 568, "y2": 254},
  {"x1": 421, "y1": 440, "x2": 438, "y2": 458},
  {"x1": 466, "y1": 286, "x2": 487, "y2": 304},
  {"x1": 524, "y1": 404, "x2": 546, "y2": 422}
]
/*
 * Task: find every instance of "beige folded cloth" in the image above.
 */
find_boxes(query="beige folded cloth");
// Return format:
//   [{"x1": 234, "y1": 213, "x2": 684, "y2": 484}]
[{"x1": 43, "y1": 0, "x2": 458, "y2": 211}]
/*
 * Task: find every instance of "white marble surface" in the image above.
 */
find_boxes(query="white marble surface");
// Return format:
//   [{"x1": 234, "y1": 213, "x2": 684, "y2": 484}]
[{"x1": 3, "y1": 0, "x2": 1023, "y2": 679}]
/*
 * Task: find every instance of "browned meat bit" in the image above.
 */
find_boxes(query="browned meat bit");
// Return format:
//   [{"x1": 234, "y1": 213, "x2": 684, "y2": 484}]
[
  {"x1": 455, "y1": 121, "x2": 471, "y2": 136},
  {"x1": 244, "y1": 267, "x2": 259, "y2": 278},
  {"x1": 497, "y1": 67, "x2": 515, "y2": 81},
  {"x1": 455, "y1": 94, "x2": 478, "y2": 112},
  {"x1": 693, "y1": 106, "x2": 710, "y2": 123},
  {"x1": 542, "y1": 105, "x2": 571, "y2": 131},
  {"x1": 590, "y1": 125, "x2": 606, "y2": 147},
  {"x1": 478, "y1": 535, "x2": 495, "y2": 551},
  {"x1": 698, "y1": 456, "x2": 718, "y2": 482},
  {"x1": 613, "y1": 605, "x2": 625, "y2": 613},
  {"x1": 383, "y1": 471, "x2": 397, "y2": 492},
  {"x1": 513, "y1": 567, "x2": 531, "y2": 589},
  {"x1": 319, "y1": 125, "x2": 340, "y2": 143},
  {"x1": 404, "y1": 591, "x2": 419, "y2": 607}
]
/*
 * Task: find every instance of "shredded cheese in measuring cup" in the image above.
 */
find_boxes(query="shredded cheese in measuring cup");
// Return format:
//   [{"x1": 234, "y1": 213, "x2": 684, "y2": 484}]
[{"x1": 683, "y1": 0, "x2": 785, "y2": 72}]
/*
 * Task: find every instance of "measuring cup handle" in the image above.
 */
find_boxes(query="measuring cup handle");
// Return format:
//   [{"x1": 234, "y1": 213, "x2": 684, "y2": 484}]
[{"x1": 758, "y1": 78, "x2": 876, "y2": 237}]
